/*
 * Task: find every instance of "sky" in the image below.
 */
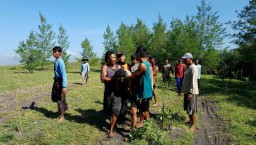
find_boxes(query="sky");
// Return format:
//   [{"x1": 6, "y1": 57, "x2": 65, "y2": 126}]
[{"x1": 0, "y1": 0, "x2": 249, "y2": 65}]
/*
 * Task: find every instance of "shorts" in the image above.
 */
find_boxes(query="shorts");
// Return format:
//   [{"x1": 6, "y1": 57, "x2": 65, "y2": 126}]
[
  {"x1": 140, "y1": 98, "x2": 150, "y2": 112},
  {"x1": 130, "y1": 96, "x2": 140, "y2": 108},
  {"x1": 183, "y1": 94, "x2": 198, "y2": 115},
  {"x1": 57, "y1": 94, "x2": 68, "y2": 113},
  {"x1": 104, "y1": 92, "x2": 121, "y2": 116},
  {"x1": 82, "y1": 72, "x2": 89, "y2": 80}
]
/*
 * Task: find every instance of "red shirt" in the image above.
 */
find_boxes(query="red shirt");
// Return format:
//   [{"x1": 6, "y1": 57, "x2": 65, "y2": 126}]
[{"x1": 175, "y1": 63, "x2": 186, "y2": 78}]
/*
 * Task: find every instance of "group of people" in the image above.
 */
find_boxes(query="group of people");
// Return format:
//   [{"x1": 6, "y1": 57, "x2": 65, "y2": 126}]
[
  {"x1": 50, "y1": 45, "x2": 202, "y2": 138},
  {"x1": 101, "y1": 47, "x2": 156, "y2": 137}
]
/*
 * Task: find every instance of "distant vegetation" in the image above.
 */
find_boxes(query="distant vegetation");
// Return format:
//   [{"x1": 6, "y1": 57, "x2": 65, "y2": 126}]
[{"x1": 14, "y1": 0, "x2": 256, "y2": 81}]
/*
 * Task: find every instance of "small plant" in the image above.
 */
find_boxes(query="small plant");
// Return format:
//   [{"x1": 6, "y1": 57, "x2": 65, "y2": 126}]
[{"x1": 129, "y1": 119, "x2": 165, "y2": 145}]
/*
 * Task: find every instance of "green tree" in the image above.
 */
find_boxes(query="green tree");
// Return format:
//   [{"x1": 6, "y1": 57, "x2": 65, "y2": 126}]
[
  {"x1": 166, "y1": 17, "x2": 200, "y2": 62},
  {"x1": 203, "y1": 47, "x2": 219, "y2": 74},
  {"x1": 36, "y1": 12, "x2": 56, "y2": 69},
  {"x1": 102, "y1": 25, "x2": 117, "y2": 62},
  {"x1": 230, "y1": 0, "x2": 256, "y2": 80},
  {"x1": 132, "y1": 18, "x2": 150, "y2": 48},
  {"x1": 80, "y1": 37, "x2": 97, "y2": 60},
  {"x1": 116, "y1": 22, "x2": 136, "y2": 62},
  {"x1": 149, "y1": 15, "x2": 167, "y2": 61},
  {"x1": 57, "y1": 24, "x2": 70, "y2": 63},
  {"x1": 15, "y1": 32, "x2": 41, "y2": 72},
  {"x1": 194, "y1": 0, "x2": 227, "y2": 51}
]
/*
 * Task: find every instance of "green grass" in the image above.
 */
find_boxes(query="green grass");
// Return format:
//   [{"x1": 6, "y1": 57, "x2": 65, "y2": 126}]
[
  {"x1": 0, "y1": 63, "x2": 255, "y2": 144},
  {"x1": 201, "y1": 75, "x2": 256, "y2": 144}
]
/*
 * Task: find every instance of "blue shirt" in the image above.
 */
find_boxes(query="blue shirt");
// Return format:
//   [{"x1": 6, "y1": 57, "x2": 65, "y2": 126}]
[{"x1": 54, "y1": 58, "x2": 67, "y2": 88}]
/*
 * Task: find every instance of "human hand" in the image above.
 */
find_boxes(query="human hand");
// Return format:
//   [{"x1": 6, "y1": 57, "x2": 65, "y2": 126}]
[
  {"x1": 62, "y1": 88, "x2": 67, "y2": 94},
  {"x1": 188, "y1": 93, "x2": 192, "y2": 100}
]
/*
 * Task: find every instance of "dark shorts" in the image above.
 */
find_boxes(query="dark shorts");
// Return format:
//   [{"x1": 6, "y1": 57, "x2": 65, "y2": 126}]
[
  {"x1": 184, "y1": 94, "x2": 198, "y2": 115},
  {"x1": 130, "y1": 96, "x2": 140, "y2": 108},
  {"x1": 57, "y1": 94, "x2": 68, "y2": 113},
  {"x1": 140, "y1": 98, "x2": 151, "y2": 112},
  {"x1": 104, "y1": 92, "x2": 121, "y2": 116}
]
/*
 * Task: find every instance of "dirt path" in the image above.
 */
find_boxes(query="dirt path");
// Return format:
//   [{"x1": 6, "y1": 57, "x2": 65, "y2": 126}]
[{"x1": 195, "y1": 97, "x2": 230, "y2": 145}]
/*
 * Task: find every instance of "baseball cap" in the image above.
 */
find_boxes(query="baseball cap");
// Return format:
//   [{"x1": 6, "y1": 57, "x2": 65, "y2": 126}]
[{"x1": 181, "y1": 53, "x2": 193, "y2": 59}]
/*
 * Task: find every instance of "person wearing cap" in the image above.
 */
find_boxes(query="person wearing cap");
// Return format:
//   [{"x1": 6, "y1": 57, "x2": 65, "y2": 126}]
[
  {"x1": 80, "y1": 58, "x2": 90, "y2": 85},
  {"x1": 181, "y1": 52, "x2": 199, "y2": 133},
  {"x1": 116, "y1": 51, "x2": 131, "y2": 125},
  {"x1": 127, "y1": 46, "x2": 153, "y2": 128},
  {"x1": 175, "y1": 58, "x2": 186, "y2": 95},
  {"x1": 51, "y1": 46, "x2": 68, "y2": 123}
]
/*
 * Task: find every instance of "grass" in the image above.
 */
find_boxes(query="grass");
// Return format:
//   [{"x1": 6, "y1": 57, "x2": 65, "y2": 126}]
[
  {"x1": 200, "y1": 75, "x2": 256, "y2": 144},
  {"x1": 0, "y1": 62, "x2": 255, "y2": 144}
]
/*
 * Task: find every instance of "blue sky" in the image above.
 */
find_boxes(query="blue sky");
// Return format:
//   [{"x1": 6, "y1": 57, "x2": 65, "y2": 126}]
[{"x1": 0, "y1": 0, "x2": 249, "y2": 65}]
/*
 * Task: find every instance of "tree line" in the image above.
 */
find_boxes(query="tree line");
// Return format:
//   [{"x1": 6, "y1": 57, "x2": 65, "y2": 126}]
[{"x1": 15, "y1": 0, "x2": 256, "y2": 81}]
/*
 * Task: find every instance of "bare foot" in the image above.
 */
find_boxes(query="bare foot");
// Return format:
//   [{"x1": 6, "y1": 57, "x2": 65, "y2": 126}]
[
  {"x1": 178, "y1": 93, "x2": 182, "y2": 96},
  {"x1": 136, "y1": 122, "x2": 144, "y2": 128},
  {"x1": 108, "y1": 132, "x2": 115, "y2": 138},
  {"x1": 152, "y1": 103, "x2": 158, "y2": 107},
  {"x1": 58, "y1": 117, "x2": 65, "y2": 123},
  {"x1": 189, "y1": 125, "x2": 196, "y2": 133}
]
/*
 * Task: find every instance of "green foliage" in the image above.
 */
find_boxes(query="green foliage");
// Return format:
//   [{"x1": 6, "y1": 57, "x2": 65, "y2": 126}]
[
  {"x1": 194, "y1": 0, "x2": 227, "y2": 51},
  {"x1": 132, "y1": 18, "x2": 150, "y2": 48},
  {"x1": 36, "y1": 12, "x2": 56, "y2": 69},
  {"x1": 102, "y1": 25, "x2": 118, "y2": 63},
  {"x1": 80, "y1": 37, "x2": 97, "y2": 60},
  {"x1": 149, "y1": 15, "x2": 167, "y2": 62},
  {"x1": 57, "y1": 24, "x2": 70, "y2": 63},
  {"x1": 116, "y1": 22, "x2": 136, "y2": 61},
  {"x1": 230, "y1": 0, "x2": 256, "y2": 80},
  {"x1": 129, "y1": 120, "x2": 166, "y2": 145},
  {"x1": 202, "y1": 48, "x2": 219, "y2": 74},
  {"x1": 15, "y1": 32, "x2": 41, "y2": 72}
]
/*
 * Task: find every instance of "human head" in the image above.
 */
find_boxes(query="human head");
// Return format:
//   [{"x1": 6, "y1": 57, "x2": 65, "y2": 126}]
[
  {"x1": 149, "y1": 56, "x2": 156, "y2": 66},
  {"x1": 194, "y1": 58, "x2": 199, "y2": 65},
  {"x1": 165, "y1": 59, "x2": 169, "y2": 64},
  {"x1": 131, "y1": 55, "x2": 136, "y2": 65},
  {"x1": 105, "y1": 50, "x2": 116, "y2": 65},
  {"x1": 181, "y1": 52, "x2": 193, "y2": 65},
  {"x1": 52, "y1": 46, "x2": 62, "y2": 59},
  {"x1": 82, "y1": 58, "x2": 88, "y2": 63},
  {"x1": 135, "y1": 46, "x2": 147, "y2": 61},
  {"x1": 116, "y1": 51, "x2": 125, "y2": 63}
]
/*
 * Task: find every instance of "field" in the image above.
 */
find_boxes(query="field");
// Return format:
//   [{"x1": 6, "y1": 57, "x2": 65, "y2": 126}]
[{"x1": 0, "y1": 62, "x2": 255, "y2": 145}]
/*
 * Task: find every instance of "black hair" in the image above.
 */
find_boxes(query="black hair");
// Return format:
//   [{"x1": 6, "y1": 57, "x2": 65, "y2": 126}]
[
  {"x1": 131, "y1": 54, "x2": 136, "y2": 61},
  {"x1": 105, "y1": 50, "x2": 115, "y2": 63},
  {"x1": 135, "y1": 46, "x2": 147, "y2": 57},
  {"x1": 148, "y1": 55, "x2": 155, "y2": 61},
  {"x1": 52, "y1": 46, "x2": 62, "y2": 53}
]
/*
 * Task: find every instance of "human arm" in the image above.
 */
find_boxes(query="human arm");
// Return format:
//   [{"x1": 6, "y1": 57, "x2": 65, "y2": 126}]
[
  {"x1": 60, "y1": 61, "x2": 68, "y2": 94},
  {"x1": 101, "y1": 65, "x2": 113, "y2": 83},
  {"x1": 128, "y1": 63, "x2": 146, "y2": 79}
]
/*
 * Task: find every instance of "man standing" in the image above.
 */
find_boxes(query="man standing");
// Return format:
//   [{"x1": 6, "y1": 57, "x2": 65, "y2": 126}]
[
  {"x1": 162, "y1": 59, "x2": 173, "y2": 87},
  {"x1": 149, "y1": 56, "x2": 159, "y2": 106},
  {"x1": 181, "y1": 53, "x2": 199, "y2": 133},
  {"x1": 51, "y1": 46, "x2": 68, "y2": 123},
  {"x1": 175, "y1": 58, "x2": 186, "y2": 95},
  {"x1": 80, "y1": 58, "x2": 90, "y2": 85},
  {"x1": 101, "y1": 51, "x2": 120, "y2": 138},
  {"x1": 128, "y1": 46, "x2": 152, "y2": 127},
  {"x1": 194, "y1": 58, "x2": 201, "y2": 94}
]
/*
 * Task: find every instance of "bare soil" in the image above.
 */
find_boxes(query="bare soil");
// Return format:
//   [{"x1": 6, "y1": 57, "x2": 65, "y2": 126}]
[{"x1": 195, "y1": 97, "x2": 230, "y2": 145}]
